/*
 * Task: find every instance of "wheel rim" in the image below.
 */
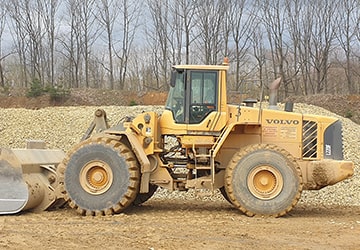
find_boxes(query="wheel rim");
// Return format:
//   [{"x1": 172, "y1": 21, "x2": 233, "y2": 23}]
[
  {"x1": 80, "y1": 160, "x2": 113, "y2": 195},
  {"x1": 247, "y1": 165, "x2": 283, "y2": 200}
]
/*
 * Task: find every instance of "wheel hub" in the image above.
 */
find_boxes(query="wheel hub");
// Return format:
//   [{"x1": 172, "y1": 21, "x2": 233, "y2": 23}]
[
  {"x1": 80, "y1": 160, "x2": 113, "y2": 195},
  {"x1": 247, "y1": 165, "x2": 283, "y2": 200}
]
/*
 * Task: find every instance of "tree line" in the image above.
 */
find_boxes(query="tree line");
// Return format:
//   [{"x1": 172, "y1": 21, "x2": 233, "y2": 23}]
[{"x1": 0, "y1": 0, "x2": 360, "y2": 100}]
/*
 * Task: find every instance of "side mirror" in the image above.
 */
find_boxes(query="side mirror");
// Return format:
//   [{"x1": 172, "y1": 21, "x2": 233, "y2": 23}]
[
  {"x1": 169, "y1": 69, "x2": 184, "y2": 87},
  {"x1": 170, "y1": 70, "x2": 176, "y2": 87}
]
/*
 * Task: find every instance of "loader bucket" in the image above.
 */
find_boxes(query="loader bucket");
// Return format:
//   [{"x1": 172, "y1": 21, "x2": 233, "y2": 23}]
[
  {"x1": 0, "y1": 159, "x2": 28, "y2": 214},
  {"x1": 0, "y1": 144, "x2": 65, "y2": 215}
]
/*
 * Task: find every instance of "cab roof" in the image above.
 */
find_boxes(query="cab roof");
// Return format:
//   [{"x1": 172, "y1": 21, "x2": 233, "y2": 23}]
[{"x1": 173, "y1": 64, "x2": 229, "y2": 71}]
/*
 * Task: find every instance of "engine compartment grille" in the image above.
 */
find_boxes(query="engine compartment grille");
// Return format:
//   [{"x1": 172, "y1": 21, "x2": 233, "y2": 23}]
[{"x1": 302, "y1": 120, "x2": 317, "y2": 159}]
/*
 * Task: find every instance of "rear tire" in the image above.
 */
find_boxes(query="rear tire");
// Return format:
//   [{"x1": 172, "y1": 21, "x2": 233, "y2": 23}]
[
  {"x1": 132, "y1": 184, "x2": 158, "y2": 206},
  {"x1": 63, "y1": 137, "x2": 140, "y2": 215},
  {"x1": 224, "y1": 144, "x2": 303, "y2": 217},
  {"x1": 219, "y1": 186, "x2": 232, "y2": 204}
]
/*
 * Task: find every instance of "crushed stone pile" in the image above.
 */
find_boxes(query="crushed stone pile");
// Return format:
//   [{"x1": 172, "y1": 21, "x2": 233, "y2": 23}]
[{"x1": 0, "y1": 104, "x2": 358, "y2": 207}]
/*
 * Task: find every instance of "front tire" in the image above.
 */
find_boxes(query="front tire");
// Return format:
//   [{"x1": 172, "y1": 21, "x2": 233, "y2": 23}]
[
  {"x1": 224, "y1": 144, "x2": 303, "y2": 217},
  {"x1": 63, "y1": 137, "x2": 140, "y2": 216}
]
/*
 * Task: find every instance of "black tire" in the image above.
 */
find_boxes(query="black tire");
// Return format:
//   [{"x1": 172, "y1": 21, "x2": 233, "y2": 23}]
[
  {"x1": 132, "y1": 184, "x2": 158, "y2": 206},
  {"x1": 219, "y1": 186, "x2": 232, "y2": 204},
  {"x1": 225, "y1": 144, "x2": 303, "y2": 217},
  {"x1": 63, "y1": 137, "x2": 140, "y2": 216}
]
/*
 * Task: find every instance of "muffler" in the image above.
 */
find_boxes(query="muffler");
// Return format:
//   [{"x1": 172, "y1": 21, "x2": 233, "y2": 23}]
[{"x1": 268, "y1": 77, "x2": 281, "y2": 110}]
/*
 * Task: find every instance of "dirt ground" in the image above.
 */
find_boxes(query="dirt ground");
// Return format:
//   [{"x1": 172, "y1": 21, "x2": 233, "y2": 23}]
[
  {"x1": 1, "y1": 198, "x2": 360, "y2": 250},
  {"x1": 0, "y1": 89, "x2": 360, "y2": 249}
]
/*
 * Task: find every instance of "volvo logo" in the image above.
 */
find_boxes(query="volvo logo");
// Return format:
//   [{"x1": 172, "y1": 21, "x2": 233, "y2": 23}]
[{"x1": 265, "y1": 119, "x2": 300, "y2": 125}]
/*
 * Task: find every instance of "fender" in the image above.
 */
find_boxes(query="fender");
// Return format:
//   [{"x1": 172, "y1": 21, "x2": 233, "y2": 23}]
[{"x1": 104, "y1": 131, "x2": 151, "y2": 193}]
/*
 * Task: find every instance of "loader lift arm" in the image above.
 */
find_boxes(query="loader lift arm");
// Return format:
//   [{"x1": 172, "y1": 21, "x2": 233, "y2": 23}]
[{"x1": 81, "y1": 109, "x2": 110, "y2": 141}]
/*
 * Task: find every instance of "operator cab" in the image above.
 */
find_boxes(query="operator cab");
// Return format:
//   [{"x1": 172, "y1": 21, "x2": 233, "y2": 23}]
[
  {"x1": 160, "y1": 60, "x2": 229, "y2": 134},
  {"x1": 166, "y1": 69, "x2": 217, "y2": 124}
]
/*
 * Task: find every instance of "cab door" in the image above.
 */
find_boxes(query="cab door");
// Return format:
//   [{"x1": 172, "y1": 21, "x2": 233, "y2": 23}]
[
  {"x1": 161, "y1": 69, "x2": 226, "y2": 135},
  {"x1": 186, "y1": 70, "x2": 225, "y2": 133}
]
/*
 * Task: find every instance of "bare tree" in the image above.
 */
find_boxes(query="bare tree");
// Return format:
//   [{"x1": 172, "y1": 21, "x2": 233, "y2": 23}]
[
  {"x1": 22, "y1": 0, "x2": 42, "y2": 82},
  {"x1": 5, "y1": 0, "x2": 32, "y2": 87},
  {"x1": 60, "y1": 0, "x2": 83, "y2": 88},
  {"x1": 0, "y1": 1, "x2": 6, "y2": 88},
  {"x1": 167, "y1": 2, "x2": 183, "y2": 65},
  {"x1": 295, "y1": 2, "x2": 314, "y2": 95},
  {"x1": 95, "y1": 0, "x2": 119, "y2": 89},
  {"x1": 308, "y1": 1, "x2": 339, "y2": 94},
  {"x1": 194, "y1": 0, "x2": 229, "y2": 64},
  {"x1": 228, "y1": 0, "x2": 257, "y2": 91},
  {"x1": 94, "y1": 0, "x2": 141, "y2": 90},
  {"x1": 257, "y1": 0, "x2": 291, "y2": 98},
  {"x1": 166, "y1": 1, "x2": 186, "y2": 65},
  {"x1": 146, "y1": 0, "x2": 171, "y2": 90},
  {"x1": 5, "y1": 0, "x2": 60, "y2": 88},
  {"x1": 5, "y1": 0, "x2": 61, "y2": 88},
  {"x1": 61, "y1": 0, "x2": 99, "y2": 88},
  {"x1": 285, "y1": 0, "x2": 303, "y2": 95},
  {"x1": 353, "y1": 6, "x2": 360, "y2": 93},
  {"x1": 38, "y1": 0, "x2": 60, "y2": 87},
  {"x1": 336, "y1": 0, "x2": 359, "y2": 94},
  {"x1": 114, "y1": 0, "x2": 141, "y2": 90},
  {"x1": 80, "y1": 0, "x2": 98, "y2": 88},
  {"x1": 173, "y1": 0, "x2": 197, "y2": 64},
  {"x1": 250, "y1": 26, "x2": 268, "y2": 96}
]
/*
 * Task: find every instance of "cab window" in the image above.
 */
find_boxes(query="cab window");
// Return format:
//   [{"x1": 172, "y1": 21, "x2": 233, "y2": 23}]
[
  {"x1": 189, "y1": 71, "x2": 217, "y2": 123},
  {"x1": 165, "y1": 71, "x2": 185, "y2": 123}
]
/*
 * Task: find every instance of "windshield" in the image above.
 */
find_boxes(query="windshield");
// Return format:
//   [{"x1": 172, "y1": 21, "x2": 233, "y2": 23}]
[{"x1": 165, "y1": 70, "x2": 185, "y2": 123}]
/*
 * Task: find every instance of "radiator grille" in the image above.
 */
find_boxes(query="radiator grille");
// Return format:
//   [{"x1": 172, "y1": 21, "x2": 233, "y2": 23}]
[{"x1": 302, "y1": 120, "x2": 317, "y2": 158}]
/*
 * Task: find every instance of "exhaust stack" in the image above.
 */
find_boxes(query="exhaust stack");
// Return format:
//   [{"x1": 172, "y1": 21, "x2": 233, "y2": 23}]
[{"x1": 268, "y1": 77, "x2": 281, "y2": 110}]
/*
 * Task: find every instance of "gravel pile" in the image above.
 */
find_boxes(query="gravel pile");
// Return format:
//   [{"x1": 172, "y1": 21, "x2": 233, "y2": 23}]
[{"x1": 0, "y1": 104, "x2": 358, "y2": 206}]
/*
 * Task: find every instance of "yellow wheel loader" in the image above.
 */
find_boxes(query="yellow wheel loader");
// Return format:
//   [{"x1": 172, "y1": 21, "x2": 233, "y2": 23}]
[{"x1": 0, "y1": 59, "x2": 354, "y2": 217}]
